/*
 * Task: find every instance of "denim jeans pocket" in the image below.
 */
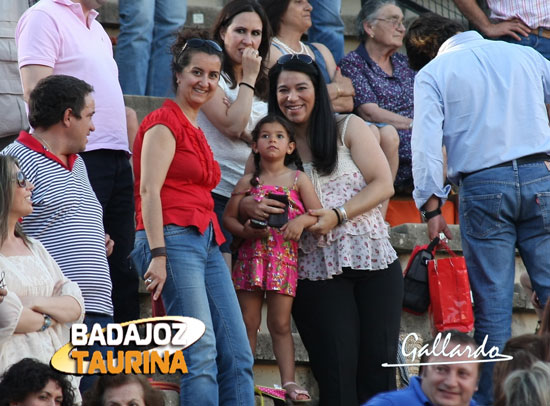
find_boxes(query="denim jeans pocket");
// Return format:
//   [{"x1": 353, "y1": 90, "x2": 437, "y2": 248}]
[
  {"x1": 460, "y1": 193, "x2": 503, "y2": 238},
  {"x1": 536, "y1": 192, "x2": 550, "y2": 232},
  {"x1": 129, "y1": 239, "x2": 151, "y2": 279}
]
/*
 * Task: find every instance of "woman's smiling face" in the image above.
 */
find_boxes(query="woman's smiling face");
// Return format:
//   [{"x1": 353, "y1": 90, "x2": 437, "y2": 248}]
[{"x1": 276, "y1": 70, "x2": 315, "y2": 125}]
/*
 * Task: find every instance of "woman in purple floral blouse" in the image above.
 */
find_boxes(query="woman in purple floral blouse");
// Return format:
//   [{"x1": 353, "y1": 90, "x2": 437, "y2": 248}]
[{"x1": 339, "y1": 0, "x2": 416, "y2": 193}]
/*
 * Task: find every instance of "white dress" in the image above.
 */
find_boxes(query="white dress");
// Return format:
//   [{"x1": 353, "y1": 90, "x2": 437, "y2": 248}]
[{"x1": 0, "y1": 237, "x2": 85, "y2": 400}]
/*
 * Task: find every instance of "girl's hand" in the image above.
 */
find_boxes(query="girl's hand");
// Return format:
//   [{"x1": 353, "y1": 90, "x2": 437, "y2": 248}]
[
  {"x1": 241, "y1": 47, "x2": 262, "y2": 85},
  {"x1": 307, "y1": 208, "x2": 339, "y2": 235},
  {"x1": 0, "y1": 288, "x2": 6, "y2": 303},
  {"x1": 240, "y1": 195, "x2": 286, "y2": 222},
  {"x1": 242, "y1": 219, "x2": 270, "y2": 239},
  {"x1": 144, "y1": 257, "x2": 167, "y2": 301},
  {"x1": 281, "y1": 219, "x2": 305, "y2": 241}
]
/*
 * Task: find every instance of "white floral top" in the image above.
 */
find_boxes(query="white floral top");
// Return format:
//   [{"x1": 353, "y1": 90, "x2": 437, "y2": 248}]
[{"x1": 298, "y1": 115, "x2": 397, "y2": 280}]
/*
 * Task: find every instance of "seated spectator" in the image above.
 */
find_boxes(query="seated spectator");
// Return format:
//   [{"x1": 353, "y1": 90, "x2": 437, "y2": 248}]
[
  {"x1": 503, "y1": 361, "x2": 550, "y2": 406},
  {"x1": 0, "y1": 358, "x2": 75, "y2": 406},
  {"x1": 0, "y1": 154, "x2": 84, "y2": 398},
  {"x1": 259, "y1": 0, "x2": 355, "y2": 113},
  {"x1": 339, "y1": 0, "x2": 415, "y2": 194},
  {"x1": 493, "y1": 334, "x2": 550, "y2": 406},
  {"x1": 364, "y1": 330, "x2": 480, "y2": 406},
  {"x1": 83, "y1": 374, "x2": 164, "y2": 406}
]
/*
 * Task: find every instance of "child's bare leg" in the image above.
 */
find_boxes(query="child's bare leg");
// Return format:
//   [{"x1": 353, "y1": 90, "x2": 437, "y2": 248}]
[
  {"x1": 266, "y1": 291, "x2": 309, "y2": 400},
  {"x1": 237, "y1": 290, "x2": 264, "y2": 355},
  {"x1": 371, "y1": 124, "x2": 399, "y2": 218}
]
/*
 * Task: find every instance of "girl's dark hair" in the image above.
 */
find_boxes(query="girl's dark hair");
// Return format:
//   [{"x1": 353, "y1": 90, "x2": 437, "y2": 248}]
[
  {"x1": 0, "y1": 358, "x2": 75, "y2": 406},
  {"x1": 250, "y1": 113, "x2": 303, "y2": 187},
  {"x1": 0, "y1": 155, "x2": 30, "y2": 246},
  {"x1": 170, "y1": 28, "x2": 224, "y2": 93},
  {"x1": 268, "y1": 58, "x2": 338, "y2": 175},
  {"x1": 258, "y1": 0, "x2": 290, "y2": 37},
  {"x1": 82, "y1": 374, "x2": 164, "y2": 406},
  {"x1": 212, "y1": 0, "x2": 271, "y2": 100}
]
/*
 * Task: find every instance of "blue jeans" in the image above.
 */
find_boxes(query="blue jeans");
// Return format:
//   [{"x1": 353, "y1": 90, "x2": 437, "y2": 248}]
[
  {"x1": 115, "y1": 0, "x2": 187, "y2": 96},
  {"x1": 132, "y1": 225, "x2": 254, "y2": 406},
  {"x1": 78, "y1": 313, "x2": 114, "y2": 394},
  {"x1": 459, "y1": 160, "x2": 550, "y2": 405},
  {"x1": 499, "y1": 31, "x2": 550, "y2": 60},
  {"x1": 308, "y1": 0, "x2": 344, "y2": 63}
]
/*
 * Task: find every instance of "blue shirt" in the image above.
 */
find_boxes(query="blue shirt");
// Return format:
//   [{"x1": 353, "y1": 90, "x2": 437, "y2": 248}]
[
  {"x1": 362, "y1": 376, "x2": 477, "y2": 406},
  {"x1": 412, "y1": 31, "x2": 550, "y2": 209}
]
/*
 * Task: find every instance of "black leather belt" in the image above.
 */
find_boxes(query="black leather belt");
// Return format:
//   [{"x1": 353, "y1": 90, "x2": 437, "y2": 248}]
[{"x1": 461, "y1": 153, "x2": 550, "y2": 179}]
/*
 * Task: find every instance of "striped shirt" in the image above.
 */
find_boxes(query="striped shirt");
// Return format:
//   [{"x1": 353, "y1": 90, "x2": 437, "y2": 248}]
[
  {"x1": 2, "y1": 133, "x2": 113, "y2": 315},
  {"x1": 487, "y1": 0, "x2": 550, "y2": 29}
]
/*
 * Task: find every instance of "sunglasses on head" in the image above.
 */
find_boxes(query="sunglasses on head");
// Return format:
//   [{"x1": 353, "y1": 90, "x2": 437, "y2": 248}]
[
  {"x1": 177, "y1": 38, "x2": 223, "y2": 60},
  {"x1": 13, "y1": 171, "x2": 29, "y2": 188},
  {"x1": 277, "y1": 54, "x2": 313, "y2": 65}
]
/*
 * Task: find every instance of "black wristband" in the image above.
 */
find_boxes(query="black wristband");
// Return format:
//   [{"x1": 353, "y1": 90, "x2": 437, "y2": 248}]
[
  {"x1": 239, "y1": 82, "x2": 255, "y2": 92},
  {"x1": 151, "y1": 247, "x2": 167, "y2": 258},
  {"x1": 332, "y1": 208, "x2": 342, "y2": 225},
  {"x1": 421, "y1": 207, "x2": 442, "y2": 221}
]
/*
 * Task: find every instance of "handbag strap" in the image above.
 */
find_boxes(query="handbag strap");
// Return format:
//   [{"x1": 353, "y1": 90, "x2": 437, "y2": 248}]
[
  {"x1": 436, "y1": 239, "x2": 458, "y2": 257},
  {"x1": 427, "y1": 236, "x2": 440, "y2": 255}
]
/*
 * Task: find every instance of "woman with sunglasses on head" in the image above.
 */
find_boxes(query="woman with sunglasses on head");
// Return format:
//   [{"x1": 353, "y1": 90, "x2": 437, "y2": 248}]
[
  {"x1": 259, "y1": 0, "x2": 355, "y2": 114},
  {"x1": 243, "y1": 55, "x2": 403, "y2": 405},
  {"x1": 197, "y1": 0, "x2": 271, "y2": 269},
  {"x1": 0, "y1": 155, "x2": 84, "y2": 400},
  {"x1": 130, "y1": 29, "x2": 254, "y2": 406}
]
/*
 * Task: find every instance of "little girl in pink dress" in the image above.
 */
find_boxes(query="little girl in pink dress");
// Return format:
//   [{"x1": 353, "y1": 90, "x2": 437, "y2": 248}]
[{"x1": 223, "y1": 114, "x2": 321, "y2": 402}]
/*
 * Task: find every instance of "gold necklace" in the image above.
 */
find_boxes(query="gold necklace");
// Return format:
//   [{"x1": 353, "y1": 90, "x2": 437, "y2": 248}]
[{"x1": 33, "y1": 133, "x2": 53, "y2": 152}]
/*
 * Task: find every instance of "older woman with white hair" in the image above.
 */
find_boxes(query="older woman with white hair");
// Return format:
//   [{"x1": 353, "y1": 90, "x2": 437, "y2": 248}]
[{"x1": 339, "y1": 0, "x2": 416, "y2": 194}]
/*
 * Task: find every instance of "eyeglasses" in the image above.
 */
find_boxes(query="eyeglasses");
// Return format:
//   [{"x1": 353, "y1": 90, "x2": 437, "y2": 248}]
[
  {"x1": 277, "y1": 54, "x2": 313, "y2": 65},
  {"x1": 375, "y1": 17, "x2": 405, "y2": 28},
  {"x1": 177, "y1": 38, "x2": 223, "y2": 60},
  {"x1": 13, "y1": 171, "x2": 29, "y2": 188}
]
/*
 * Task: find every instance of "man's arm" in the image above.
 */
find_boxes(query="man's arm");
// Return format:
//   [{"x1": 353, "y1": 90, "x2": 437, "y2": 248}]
[
  {"x1": 20, "y1": 65, "x2": 53, "y2": 103},
  {"x1": 453, "y1": 0, "x2": 530, "y2": 40}
]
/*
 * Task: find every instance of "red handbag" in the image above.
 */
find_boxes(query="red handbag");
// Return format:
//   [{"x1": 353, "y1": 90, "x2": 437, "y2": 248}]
[{"x1": 428, "y1": 241, "x2": 474, "y2": 332}]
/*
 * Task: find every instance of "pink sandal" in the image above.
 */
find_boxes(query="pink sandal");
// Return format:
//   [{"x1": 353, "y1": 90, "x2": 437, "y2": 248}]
[{"x1": 282, "y1": 381, "x2": 311, "y2": 403}]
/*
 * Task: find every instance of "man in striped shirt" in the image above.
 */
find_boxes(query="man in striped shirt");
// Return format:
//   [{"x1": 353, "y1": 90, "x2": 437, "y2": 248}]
[
  {"x1": 2, "y1": 74, "x2": 113, "y2": 391},
  {"x1": 454, "y1": 0, "x2": 550, "y2": 59}
]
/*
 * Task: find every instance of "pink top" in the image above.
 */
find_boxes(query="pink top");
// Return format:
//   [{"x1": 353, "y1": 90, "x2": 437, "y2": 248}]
[
  {"x1": 487, "y1": 0, "x2": 550, "y2": 29},
  {"x1": 16, "y1": 0, "x2": 129, "y2": 152}
]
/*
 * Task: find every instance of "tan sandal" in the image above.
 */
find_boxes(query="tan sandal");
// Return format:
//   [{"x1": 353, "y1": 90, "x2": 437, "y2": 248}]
[{"x1": 282, "y1": 381, "x2": 311, "y2": 403}]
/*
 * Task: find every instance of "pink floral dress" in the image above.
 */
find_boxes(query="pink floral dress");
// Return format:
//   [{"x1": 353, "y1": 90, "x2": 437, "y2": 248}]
[{"x1": 232, "y1": 174, "x2": 305, "y2": 297}]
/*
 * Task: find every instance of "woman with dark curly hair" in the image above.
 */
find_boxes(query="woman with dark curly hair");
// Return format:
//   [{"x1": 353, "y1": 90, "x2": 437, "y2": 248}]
[
  {"x1": 83, "y1": 374, "x2": 164, "y2": 406},
  {"x1": 0, "y1": 358, "x2": 75, "y2": 406}
]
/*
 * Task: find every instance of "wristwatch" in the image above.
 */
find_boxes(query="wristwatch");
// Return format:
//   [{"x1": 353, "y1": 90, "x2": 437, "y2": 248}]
[
  {"x1": 39, "y1": 314, "x2": 52, "y2": 332},
  {"x1": 420, "y1": 207, "x2": 442, "y2": 222}
]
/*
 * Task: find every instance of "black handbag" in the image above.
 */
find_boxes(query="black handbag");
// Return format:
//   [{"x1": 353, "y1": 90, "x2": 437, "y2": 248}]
[{"x1": 402, "y1": 236, "x2": 440, "y2": 314}]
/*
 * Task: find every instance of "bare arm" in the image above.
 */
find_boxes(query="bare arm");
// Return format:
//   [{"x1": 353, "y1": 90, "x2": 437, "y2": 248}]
[
  {"x1": 357, "y1": 103, "x2": 412, "y2": 130},
  {"x1": 201, "y1": 48, "x2": 261, "y2": 140},
  {"x1": 20, "y1": 65, "x2": 53, "y2": 103},
  {"x1": 309, "y1": 115, "x2": 394, "y2": 234},
  {"x1": 222, "y1": 176, "x2": 270, "y2": 240},
  {"x1": 313, "y1": 43, "x2": 355, "y2": 113},
  {"x1": 140, "y1": 124, "x2": 176, "y2": 300},
  {"x1": 453, "y1": 0, "x2": 530, "y2": 40},
  {"x1": 281, "y1": 172, "x2": 323, "y2": 240}
]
